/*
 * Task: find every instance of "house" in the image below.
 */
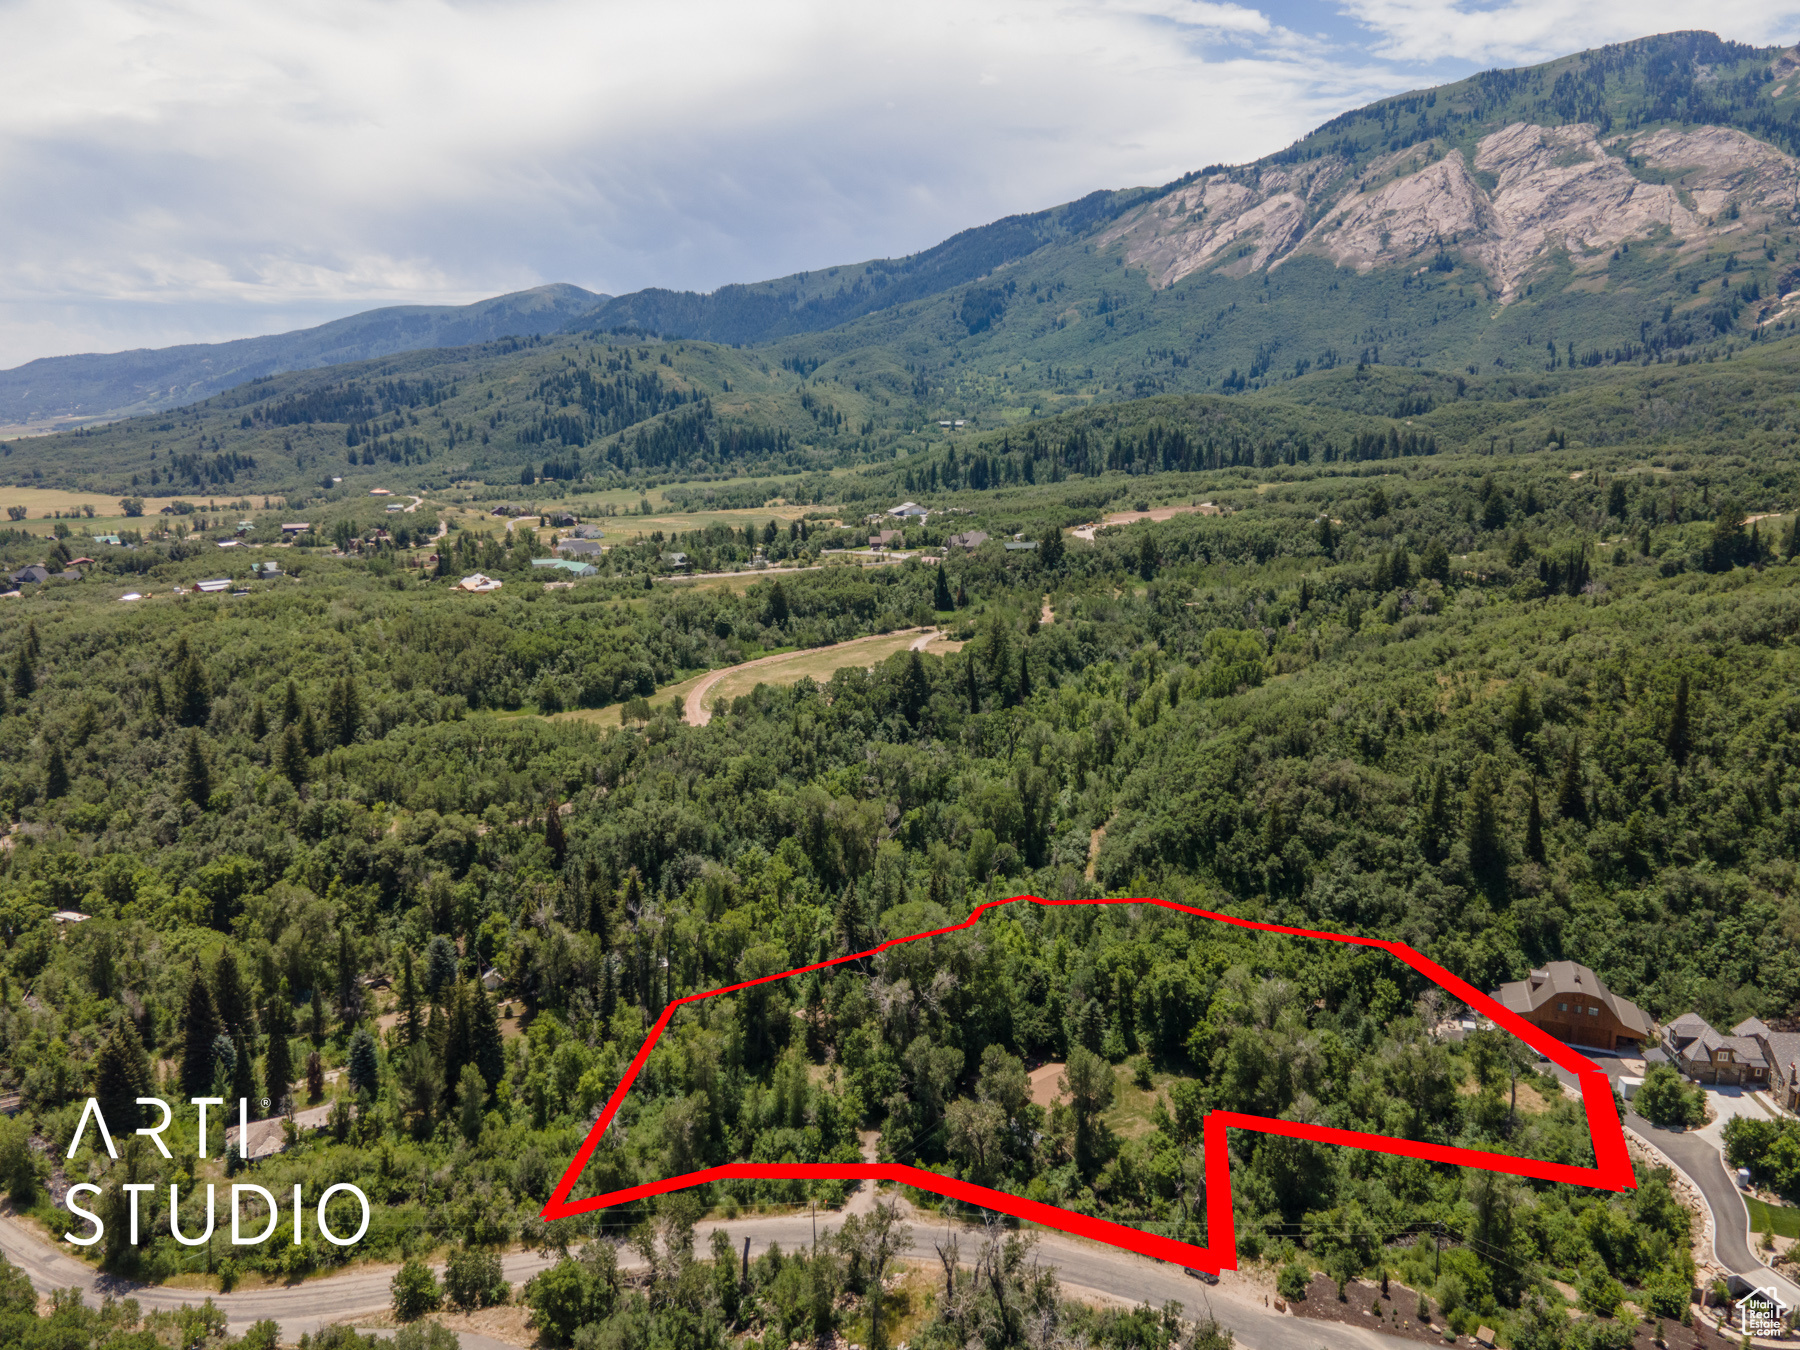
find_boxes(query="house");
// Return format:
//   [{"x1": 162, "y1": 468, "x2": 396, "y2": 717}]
[
  {"x1": 195, "y1": 578, "x2": 232, "y2": 593},
  {"x1": 888, "y1": 502, "x2": 929, "y2": 520},
  {"x1": 217, "y1": 539, "x2": 242, "y2": 548},
  {"x1": 369, "y1": 488, "x2": 392, "y2": 496},
  {"x1": 480, "y1": 967, "x2": 505, "y2": 992},
  {"x1": 281, "y1": 523, "x2": 312, "y2": 535},
  {"x1": 870, "y1": 529, "x2": 903, "y2": 548},
  {"x1": 51, "y1": 911, "x2": 90, "y2": 926},
  {"x1": 531, "y1": 558, "x2": 598, "y2": 578},
  {"x1": 571, "y1": 524, "x2": 602, "y2": 539},
  {"x1": 1662, "y1": 1012, "x2": 1772, "y2": 1087},
  {"x1": 548, "y1": 513, "x2": 577, "y2": 528},
  {"x1": 68, "y1": 557, "x2": 94, "y2": 567},
  {"x1": 385, "y1": 504, "x2": 404, "y2": 513},
  {"x1": 947, "y1": 531, "x2": 990, "y2": 550},
  {"x1": 660, "y1": 551, "x2": 690, "y2": 571},
  {"x1": 252, "y1": 561, "x2": 283, "y2": 577},
  {"x1": 1004, "y1": 540, "x2": 1039, "y2": 552},
  {"x1": 456, "y1": 573, "x2": 503, "y2": 593},
  {"x1": 1733, "y1": 1018, "x2": 1800, "y2": 1108},
  {"x1": 555, "y1": 538, "x2": 604, "y2": 558},
  {"x1": 92, "y1": 534, "x2": 121, "y2": 546},
  {"x1": 9, "y1": 565, "x2": 49, "y2": 585},
  {"x1": 1490, "y1": 961, "x2": 1651, "y2": 1051}
]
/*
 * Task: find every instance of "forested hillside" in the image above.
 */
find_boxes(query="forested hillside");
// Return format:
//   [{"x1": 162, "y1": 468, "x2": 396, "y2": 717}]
[
  {"x1": 7, "y1": 32, "x2": 1799, "y2": 443},
  {"x1": 2, "y1": 375, "x2": 1798, "y2": 1343},
  {"x1": 0, "y1": 286, "x2": 606, "y2": 430}
]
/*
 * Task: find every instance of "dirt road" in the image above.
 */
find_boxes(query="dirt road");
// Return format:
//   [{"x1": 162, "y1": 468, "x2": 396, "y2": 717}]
[{"x1": 683, "y1": 628, "x2": 939, "y2": 726}]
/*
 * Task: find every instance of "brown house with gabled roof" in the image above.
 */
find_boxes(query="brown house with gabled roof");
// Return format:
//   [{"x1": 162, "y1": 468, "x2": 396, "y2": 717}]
[{"x1": 1490, "y1": 961, "x2": 1651, "y2": 1051}]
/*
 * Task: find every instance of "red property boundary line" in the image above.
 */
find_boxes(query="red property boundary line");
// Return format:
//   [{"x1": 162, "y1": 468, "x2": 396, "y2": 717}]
[{"x1": 543, "y1": 895, "x2": 1634, "y2": 1271}]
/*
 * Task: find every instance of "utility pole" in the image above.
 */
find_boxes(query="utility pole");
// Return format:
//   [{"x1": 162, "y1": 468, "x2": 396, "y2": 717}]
[{"x1": 740, "y1": 1235, "x2": 750, "y2": 1289}]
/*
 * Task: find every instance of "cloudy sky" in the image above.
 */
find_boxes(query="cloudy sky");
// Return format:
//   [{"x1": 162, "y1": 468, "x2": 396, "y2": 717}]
[{"x1": 1, "y1": 0, "x2": 1796, "y2": 369}]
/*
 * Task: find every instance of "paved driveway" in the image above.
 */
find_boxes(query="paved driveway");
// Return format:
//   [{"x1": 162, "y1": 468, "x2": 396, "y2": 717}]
[{"x1": 1548, "y1": 1057, "x2": 1800, "y2": 1306}]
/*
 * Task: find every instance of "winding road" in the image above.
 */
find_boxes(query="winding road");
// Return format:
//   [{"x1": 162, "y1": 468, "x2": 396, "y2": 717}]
[
  {"x1": 0, "y1": 1188, "x2": 1401, "y2": 1350},
  {"x1": 1548, "y1": 1059, "x2": 1800, "y2": 1305}
]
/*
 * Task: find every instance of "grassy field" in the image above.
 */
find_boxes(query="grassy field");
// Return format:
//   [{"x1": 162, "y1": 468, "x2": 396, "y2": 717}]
[
  {"x1": 698, "y1": 631, "x2": 959, "y2": 713},
  {"x1": 0, "y1": 485, "x2": 288, "y2": 538},
  {"x1": 1746, "y1": 1196, "x2": 1800, "y2": 1240}
]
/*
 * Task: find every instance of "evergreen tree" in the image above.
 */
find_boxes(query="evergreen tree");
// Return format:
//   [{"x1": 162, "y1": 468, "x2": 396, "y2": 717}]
[
  {"x1": 23, "y1": 621, "x2": 39, "y2": 662},
  {"x1": 1668, "y1": 673, "x2": 1692, "y2": 765},
  {"x1": 764, "y1": 580, "x2": 790, "y2": 626},
  {"x1": 230, "y1": 1031, "x2": 257, "y2": 1109},
  {"x1": 425, "y1": 934, "x2": 460, "y2": 1000},
  {"x1": 347, "y1": 1028, "x2": 380, "y2": 1097},
  {"x1": 94, "y1": 1017, "x2": 151, "y2": 1132},
  {"x1": 281, "y1": 679, "x2": 302, "y2": 728},
  {"x1": 179, "y1": 960, "x2": 222, "y2": 1099},
  {"x1": 1557, "y1": 741, "x2": 1589, "y2": 824},
  {"x1": 148, "y1": 675, "x2": 167, "y2": 719},
  {"x1": 933, "y1": 563, "x2": 954, "y2": 611},
  {"x1": 898, "y1": 650, "x2": 929, "y2": 726},
  {"x1": 399, "y1": 948, "x2": 423, "y2": 1045},
  {"x1": 10, "y1": 646, "x2": 33, "y2": 700},
  {"x1": 1017, "y1": 643, "x2": 1032, "y2": 702},
  {"x1": 299, "y1": 705, "x2": 321, "y2": 757},
  {"x1": 1421, "y1": 769, "x2": 1451, "y2": 862},
  {"x1": 43, "y1": 744, "x2": 68, "y2": 800},
  {"x1": 1525, "y1": 783, "x2": 1546, "y2": 864},
  {"x1": 213, "y1": 947, "x2": 252, "y2": 1037},
  {"x1": 180, "y1": 729, "x2": 211, "y2": 807},
  {"x1": 310, "y1": 987, "x2": 325, "y2": 1043},
  {"x1": 469, "y1": 985, "x2": 504, "y2": 1090},
  {"x1": 440, "y1": 982, "x2": 474, "y2": 1095},
  {"x1": 1786, "y1": 518, "x2": 1800, "y2": 561},
  {"x1": 457, "y1": 1063, "x2": 487, "y2": 1141},
  {"x1": 953, "y1": 580, "x2": 967, "y2": 608},
  {"x1": 264, "y1": 987, "x2": 294, "y2": 1111},
  {"x1": 984, "y1": 617, "x2": 1012, "y2": 703},
  {"x1": 304, "y1": 1050, "x2": 325, "y2": 1102},
  {"x1": 1507, "y1": 684, "x2": 1539, "y2": 750},
  {"x1": 1464, "y1": 762, "x2": 1507, "y2": 896},
  {"x1": 1316, "y1": 515, "x2": 1336, "y2": 555},
  {"x1": 172, "y1": 650, "x2": 212, "y2": 727},
  {"x1": 210, "y1": 1033, "x2": 237, "y2": 1100},
  {"x1": 544, "y1": 801, "x2": 568, "y2": 869},
  {"x1": 277, "y1": 725, "x2": 308, "y2": 789},
  {"x1": 835, "y1": 881, "x2": 864, "y2": 957},
  {"x1": 250, "y1": 697, "x2": 268, "y2": 740},
  {"x1": 1038, "y1": 523, "x2": 1065, "y2": 570},
  {"x1": 326, "y1": 677, "x2": 362, "y2": 747},
  {"x1": 1137, "y1": 532, "x2": 1157, "y2": 581},
  {"x1": 1422, "y1": 538, "x2": 1451, "y2": 583},
  {"x1": 965, "y1": 653, "x2": 980, "y2": 714},
  {"x1": 336, "y1": 927, "x2": 361, "y2": 1030}
]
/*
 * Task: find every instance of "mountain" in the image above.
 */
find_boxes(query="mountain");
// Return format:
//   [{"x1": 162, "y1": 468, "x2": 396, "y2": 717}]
[
  {"x1": 6, "y1": 31, "x2": 1800, "y2": 494},
  {"x1": 0, "y1": 283, "x2": 607, "y2": 430}
]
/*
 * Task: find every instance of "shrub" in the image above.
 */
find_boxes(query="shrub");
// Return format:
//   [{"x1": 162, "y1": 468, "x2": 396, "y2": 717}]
[
  {"x1": 1635, "y1": 1064, "x2": 1705, "y2": 1128},
  {"x1": 1278, "y1": 1261, "x2": 1311, "y2": 1302},
  {"x1": 393, "y1": 1325, "x2": 460, "y2": 1350},
  {"x1": 444, "y1": 1245, "x2": 509, "y2": 1311},
  {"x1": 391, "y1": 1258, "x2": 443, "y2": 1321}
]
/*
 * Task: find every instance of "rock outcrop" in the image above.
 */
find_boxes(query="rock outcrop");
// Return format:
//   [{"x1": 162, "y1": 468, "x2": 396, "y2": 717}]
[{"x1": 1100, "y1": 120, "x2": 1799, "y2": 303}]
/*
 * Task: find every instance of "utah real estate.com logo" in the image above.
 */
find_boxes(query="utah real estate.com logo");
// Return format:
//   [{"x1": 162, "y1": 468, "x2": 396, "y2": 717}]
[{"x1": 1736, "y1": 1287, "x2": 1789, "y2": 1339}]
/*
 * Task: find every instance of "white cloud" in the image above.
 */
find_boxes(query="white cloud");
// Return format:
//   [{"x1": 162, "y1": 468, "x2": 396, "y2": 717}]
[
  {"x1": 0, "y1": 0, "x2": 1790, "y2": 366},
  {"x1": 1333, "y1": 0, "x2": 1800, "y2": 67}
]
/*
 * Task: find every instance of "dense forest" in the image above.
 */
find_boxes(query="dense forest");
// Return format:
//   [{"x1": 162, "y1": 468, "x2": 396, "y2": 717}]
[{"x1": 4, "y1": 372, "x2": 1800, "y2": 1346}]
